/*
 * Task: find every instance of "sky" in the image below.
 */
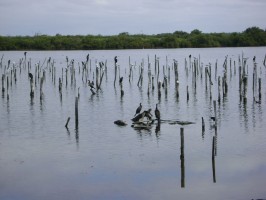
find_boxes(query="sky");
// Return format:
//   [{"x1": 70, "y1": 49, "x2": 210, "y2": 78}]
[{"x1": 0, "y1": 0, "x2": 265, "y2": 36}]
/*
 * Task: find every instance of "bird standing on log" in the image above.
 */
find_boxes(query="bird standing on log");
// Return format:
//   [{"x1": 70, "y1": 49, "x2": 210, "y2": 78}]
[
  {"x1": 135, "y1": 103, "x2": 142, "y2": 116},
  {"x1": 155, "y1": 104, "x2": 160, "y2": 122}
]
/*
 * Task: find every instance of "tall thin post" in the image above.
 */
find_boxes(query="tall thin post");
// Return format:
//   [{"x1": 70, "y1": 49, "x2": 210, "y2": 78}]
[{"x1": 75, "y1": 97, "x2": 79, "y2": 129}]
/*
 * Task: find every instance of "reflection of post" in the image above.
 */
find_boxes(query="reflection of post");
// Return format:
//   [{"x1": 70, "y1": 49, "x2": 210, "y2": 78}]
[
  {"x1": 212, "y1": 136, "x2": 216, "y2": 183},
  {"x1": 180, "y1": 127, "x2": 185, "y2": 188},
  {"x1": 75, "y1": 128, "x2": 79, "y2": 149}
]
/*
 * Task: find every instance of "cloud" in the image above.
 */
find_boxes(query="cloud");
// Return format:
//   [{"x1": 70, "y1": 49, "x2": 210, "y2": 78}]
[{"x1": 0, "y1": 0, "x2": 265, "y2": 36}]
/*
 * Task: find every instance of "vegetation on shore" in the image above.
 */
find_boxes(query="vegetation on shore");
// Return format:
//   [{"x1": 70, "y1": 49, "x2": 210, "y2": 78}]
[{"x1": 0, "y1": 27, "x2": 265, "y2": 50}]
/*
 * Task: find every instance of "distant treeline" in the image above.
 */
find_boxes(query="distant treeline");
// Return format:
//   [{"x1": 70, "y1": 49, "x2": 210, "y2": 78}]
[{"x1": 0, "y1": 27, "x2": 265, "y2": 50}]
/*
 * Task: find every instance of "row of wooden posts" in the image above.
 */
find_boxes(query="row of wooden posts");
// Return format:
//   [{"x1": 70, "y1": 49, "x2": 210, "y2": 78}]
[{"x1": 1, "y1": 52, "x2": 264, "y2": 132}]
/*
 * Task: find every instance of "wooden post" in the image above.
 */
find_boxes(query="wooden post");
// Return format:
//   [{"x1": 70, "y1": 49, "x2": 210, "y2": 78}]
[
  {"x1": 258, "y1": 78, "x2": 262, "y2": 101},
  {"x1": 2, "y1": 74, "x2": 5, "y2": 92},
  {"x1": 6, "y1": 76, "x2": 9, "y2": 100},
  {"x1": 243, "y1": 77, "x2": 247, "y2": 104},
  {"x1": 65, "y1": 117, "x2": 70, "y2": 129},
  {"x1": 75, "y1": 97, "x2": 79, "y2": 129},
  {"x1": 30, "y1": 76, "x2": 34, "y2": 98},
  {"x1": 202, "y1": 117, "x2": 205, "y2": 132},
  {"x1": 114, "y1": 63, "x2": 117, "y2": 87},
  {"x1": 180, "y1": 127, "x2": 185, "y2": 188},
  {"x1": 40, "y1": 76, "x2": 44, "y2": 100},
  {"x1": 186, "y1": 85, "x2": 189, "y2": 102},
  {"x1": 176, "y1": 81, "x2": 179, "y2": 99},
  {"x1": 213, "y1": 100, "x2": 217, "y2": 128},
  {"x1": 65, "y1": 68, "x2": 68, "y2": 88},
  {"x1": 59, "y1": 77, "x2": 62, "y2": 93},
  {"x1": 218, "y1": 76, "x2": 221, "y2": 104}
]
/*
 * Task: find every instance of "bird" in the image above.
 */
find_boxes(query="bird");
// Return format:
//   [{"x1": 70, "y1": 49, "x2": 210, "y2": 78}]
[
  {"x1": 210, "y1": 117, "x2": 216, "y2": 121},
  {"x1": 143, "y1": 109, "x2": 153, "y2": 120},
  {"x1": 155, "y1": 104, "x2": 160, "y2": 121},
  {"x1": 253, "y1": 56, "x2": 256, "y2": 62},
  {"x1": 119, "y1": 76, "x2": 123, "y2": 85},
  {"x1": 135, "y1": 103, "x2": 142, "y2": 116},
  {"x1": 28, "y1": 73, "x2": 33, "y2": 80},
  {"x1": 88, "y1": 80, "x2": 95, "y2": 89},
  {"x1": 114, "y1": 56, "x2": 118, "y2": 65}
]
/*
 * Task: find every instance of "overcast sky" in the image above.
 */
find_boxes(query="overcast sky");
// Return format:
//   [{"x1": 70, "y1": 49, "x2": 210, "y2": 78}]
[{"x1": 0, "y1": 0, "x2": 265, "y2": 36}]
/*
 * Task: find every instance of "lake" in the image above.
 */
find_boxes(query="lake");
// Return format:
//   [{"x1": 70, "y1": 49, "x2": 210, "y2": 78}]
[{"x1": 0, "y1": 47, "x2": 266, "y2": 200}]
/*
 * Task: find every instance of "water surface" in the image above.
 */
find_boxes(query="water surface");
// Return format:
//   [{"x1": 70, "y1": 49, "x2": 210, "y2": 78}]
[{"x1": 0, "y1": 47, "x2": 266, "y2": 200}]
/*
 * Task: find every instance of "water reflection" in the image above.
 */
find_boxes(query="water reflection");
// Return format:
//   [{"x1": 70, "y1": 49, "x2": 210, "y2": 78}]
[
  {"x1": 75, "y1": 128, "x2": 79, "y2": 149},
  {"x1": 212, "y1": 136, "x2": 217, "y2": 183},
  {"x1": 1, "y1": 48, "x2": 266, "y2": 200},
  {"x1": 180, "y1": 127, "x2": 185, "y2": 188}
]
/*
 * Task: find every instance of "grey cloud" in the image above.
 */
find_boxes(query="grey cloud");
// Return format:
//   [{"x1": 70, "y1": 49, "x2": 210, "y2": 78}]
[{"x1": 0, "y1": 0, "x2": 265, "y2": 36}]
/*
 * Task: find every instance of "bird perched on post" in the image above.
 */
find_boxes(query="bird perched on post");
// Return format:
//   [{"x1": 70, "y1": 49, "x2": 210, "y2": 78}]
[
  {"x1": 114, "y1": 56, "x2": 118, "y2": 65},
  {"x1": 88, "y1": 80, "x2": 95, "y2": 89},
  {"x1": 119, "y1": 77, "x2": 123, "y2": 85},
  {"x1": 155, "y1": 103, "x2": 160, "y2": 122},
  {"x1": 135, "y1": 103, "x2": 142, "y2": 116},
  {"x1": 28, "y1": 73, "x2": 33, "y2": 80}
]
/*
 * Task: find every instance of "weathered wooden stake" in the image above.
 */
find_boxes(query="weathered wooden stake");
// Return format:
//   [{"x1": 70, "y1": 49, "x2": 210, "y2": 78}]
[
  {"x1": 176, "y1": 81, "x2": 179, "y2": 99},
  {"x1": 186, "y1": 85, "x2": 189, "y2": 102},
  {"x1": 2, "y1": 74, "x2": 5, "y2": 92},
  {"x1": 30, "y1": 77, "x2": 34, "y2": 98},
  {"x1": 75, "y1": 97, "x2": 79, "y2": 129},
  {"x1": 59, "y1": 77, "x2": 62, "y2": 93},
  {"x1": 202, "y1": 117, "x2": 205, "y2": 132},
  {"x1": 65, "y1": 117, "x2": 70, "y2": 128},
  {"x1": 258, "y1": 78, "x2": 262, "y2": 101},
  {"x1": 40, "y1": 76, "x2": 44, "y2": 100},
  {"x1": 218, "y1": 76, "x2": 221, "y2": 104},
  {"x1": 6, "y1": 76, "x2": 9, "y2": 100},
  {"x1": 213, "y1": 100, "x2": 217, "y2": 128}
]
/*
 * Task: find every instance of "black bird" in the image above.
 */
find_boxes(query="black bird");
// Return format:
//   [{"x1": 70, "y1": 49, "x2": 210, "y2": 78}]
[
  {"x1": 155, "y1": 104, "x2": 160, "y2": 121},
  {"x1": 28, "y1": 73, "x2": 33, "y2": 80},
  {"x1": 210, "y1": 117, "x2": 216, "y2": 121},
  {"x1": 253, "y1": 56, "x2": 256, "y2": 62},
  {"x1": 114, "y1": 56, "x2": 118, "y2": 65},
  {"x1": 135, "y1": 103, "x2": 142, "y2": 116},
  {"x1": 143, "y1": 109, "x2": 153, "y2": 120},
  {"x1": 88, "y1": 80, "x2": 95, "y2": 89},
  {"x1": 119, "y1": 77, "x2": 123, "y2": 84}
]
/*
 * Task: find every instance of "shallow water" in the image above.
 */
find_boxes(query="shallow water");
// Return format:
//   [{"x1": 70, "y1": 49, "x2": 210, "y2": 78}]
[{"x1": 0, "y1": 47, "x2": 266, "y2": 200}]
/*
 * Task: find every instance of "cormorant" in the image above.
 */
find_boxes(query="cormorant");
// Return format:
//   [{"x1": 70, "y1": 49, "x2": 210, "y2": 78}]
[
  {"x1": 88, "y1": 80, "x2": 95, "y2": 89},
  {"x1": 114, "y1": 56, "x2": 118, "y2": 65},
  {"x1": 211, "y1": 117, "x2": 216, "y2": 121},
  {"x1": 119, "y1": 77, "x2": 123, "y2": 84},
  {"x1": 155, "y1": 104, "x2": 160, "y2": 121},
  {"x1": 28, "y1": 73, "x2": 33, "y2": 80},
  {"x1": 135, "y1": 103, "x2": 142, "y2": 116}
]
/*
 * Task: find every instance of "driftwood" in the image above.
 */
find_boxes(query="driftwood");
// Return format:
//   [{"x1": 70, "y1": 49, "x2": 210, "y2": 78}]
[
  {"x1": 131, "y1": 121, "x2": 153, "y2": 130},
  {"x1": 114, "y1": 120, "x2": 127, "y2": 126}
]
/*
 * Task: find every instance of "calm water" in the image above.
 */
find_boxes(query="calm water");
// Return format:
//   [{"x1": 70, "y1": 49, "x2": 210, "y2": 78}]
[{"x1": 0, "y1": 47, "x2": 266, "y2": 200}]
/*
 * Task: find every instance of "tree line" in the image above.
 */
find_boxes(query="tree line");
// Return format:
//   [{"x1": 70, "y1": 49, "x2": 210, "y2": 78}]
[{"x1": 0, "y1": 27, "x2": 265, "y2": 50}]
